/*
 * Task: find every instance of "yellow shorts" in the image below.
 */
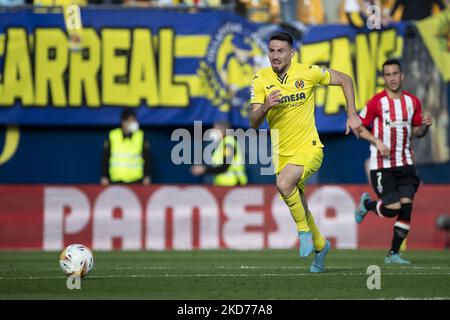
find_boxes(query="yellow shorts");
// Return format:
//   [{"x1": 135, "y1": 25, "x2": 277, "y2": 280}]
[{"x1": 274, "y1": 147, "x2": 324, "y2": 193}]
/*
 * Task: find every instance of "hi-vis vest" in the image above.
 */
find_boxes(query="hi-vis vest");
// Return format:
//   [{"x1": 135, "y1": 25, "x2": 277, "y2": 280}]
[
  {"x1": 211, "y1": 136, "x2": 248, "y2": 186},
  {"x1": 109, "y1": 128, "x2": 144, "y2": 183}
]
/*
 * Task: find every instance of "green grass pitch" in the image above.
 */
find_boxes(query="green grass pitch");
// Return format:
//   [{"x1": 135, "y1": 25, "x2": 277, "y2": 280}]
[{"x1": 1, "y1": 249, "x2": 450, "y2": 299}]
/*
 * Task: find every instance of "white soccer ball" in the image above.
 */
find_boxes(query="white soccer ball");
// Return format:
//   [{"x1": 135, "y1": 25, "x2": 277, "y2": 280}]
[{"x1": 59, "y1": 244, "x2": 94, "y2": 278}]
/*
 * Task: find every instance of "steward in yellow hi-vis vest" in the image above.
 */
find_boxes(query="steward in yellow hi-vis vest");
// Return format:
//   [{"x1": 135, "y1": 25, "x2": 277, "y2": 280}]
[
  {"x1": 190, "y1": 121, "x2": 248, "y2": 187},
  {"x1": 211, "y1": 135, "x2": 247, "y2": 186},
  {"x1": 101, "y1": 109, "x2": 151, "y2": 186}
]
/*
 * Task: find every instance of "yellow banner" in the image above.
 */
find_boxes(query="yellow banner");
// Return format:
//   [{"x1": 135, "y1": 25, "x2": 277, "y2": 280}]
[{"x1": 416, "y1": 8, "x2": 450, "y2": 82}]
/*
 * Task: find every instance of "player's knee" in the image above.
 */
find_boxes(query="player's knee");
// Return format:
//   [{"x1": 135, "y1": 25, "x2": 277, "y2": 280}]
[
  {"x1": 378, "y1": 201, "x2": 402, "y2": 218},
  {"x1": 400, "y1": 197, "x2": 412, "y2": 204},
  {"x1": 276, "y1": 177, "x2": 295, "y2": 197},
  {"x1": 385, "y1": 202, "x2": 401, "y2": 210}
]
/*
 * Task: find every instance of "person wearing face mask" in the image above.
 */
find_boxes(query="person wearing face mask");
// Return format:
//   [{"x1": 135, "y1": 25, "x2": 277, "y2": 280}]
[
  {"x1": 190, "y1": 120, "x2": 248, "y2": 186},
  {"x1": 101, "y1": 109, "x2": 151, "y2": 186}
]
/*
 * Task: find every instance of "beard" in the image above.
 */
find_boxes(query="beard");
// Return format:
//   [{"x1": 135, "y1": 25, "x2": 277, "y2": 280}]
[{"x1": 271, "y1": 63, "x2": 286, "y2": 75}]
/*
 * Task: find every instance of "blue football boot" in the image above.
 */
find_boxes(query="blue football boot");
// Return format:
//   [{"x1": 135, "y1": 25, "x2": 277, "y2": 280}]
[
  {"x1": 310, "y1": 240, "x2": 331, "y2": 273},
  {"x1": 384, "y1": 253, "x2": 411, "y2": 264},
  {"x1": 355, "y1": 192, "x2": 371, "y2": 224}
]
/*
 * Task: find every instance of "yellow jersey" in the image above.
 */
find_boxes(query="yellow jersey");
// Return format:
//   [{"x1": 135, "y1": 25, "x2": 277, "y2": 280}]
[{"x1": 250, "y1": 62, "x2": 330, "y2": 156}]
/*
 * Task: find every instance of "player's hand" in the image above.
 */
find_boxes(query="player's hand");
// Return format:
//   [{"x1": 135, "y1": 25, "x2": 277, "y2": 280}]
[
  {"x1": 262, "y1": 90, "x2": 281, "y2": 112},
  {"x1": 422, "y1": 113, "x2": 433, "y2": 127},
  {"x1": 100, "y1": 177, "x2": 109, "y2": 186},
  {"x1": 346, "y1": 113, "x2": 363, "y2": 138},
  {"x1": 191, "y1": 165, "x2": 206, "y2": 176},
  {"x1": 375, "y1": 139, "x2": 390, "y2": 157}
]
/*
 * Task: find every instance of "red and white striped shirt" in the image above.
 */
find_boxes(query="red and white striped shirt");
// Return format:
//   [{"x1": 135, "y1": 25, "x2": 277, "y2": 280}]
[{"x1": 359, "y1": 90, "x2": 422, "y2": 170}]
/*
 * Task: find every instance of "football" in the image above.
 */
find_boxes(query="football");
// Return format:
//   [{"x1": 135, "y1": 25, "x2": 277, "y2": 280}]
[{"x1": 59, "y1": 244, "x2": 94, "y2": 278}]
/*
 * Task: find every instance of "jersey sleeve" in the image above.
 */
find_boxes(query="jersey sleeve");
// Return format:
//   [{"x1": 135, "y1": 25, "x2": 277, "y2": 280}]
[
  {"x1": 309, "y1": 65, "x2": 331, "y2": 86},
  {"x1": 412, "y1": 96, "x2": 423, "y2": 127},
  {"x1": 250, "y1": 74, "x2": 265, "y2": 105},
  {"x1": 359, "y1": 97, "x2": 378, "y2": 127}
]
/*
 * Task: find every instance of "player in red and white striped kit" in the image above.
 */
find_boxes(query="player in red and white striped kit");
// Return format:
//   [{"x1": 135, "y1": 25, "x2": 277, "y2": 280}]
[{"x1": 354, "y1": 59, "x2": 433, "y2": 264}]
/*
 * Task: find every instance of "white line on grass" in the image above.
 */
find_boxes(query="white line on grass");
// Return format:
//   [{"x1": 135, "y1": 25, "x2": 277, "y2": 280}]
[
  {"x1": 238, "y1": 265, "x2": 450, "y2": 270},
  {"x1": 110, "y1": 265, "x2": 450, "y2": 271},
  {"x1": 1, "y1": 272, "x2": 450, "y2": 281},
  {"x1": 113, "y1": 266, "x2": 174, "y2": 270}
]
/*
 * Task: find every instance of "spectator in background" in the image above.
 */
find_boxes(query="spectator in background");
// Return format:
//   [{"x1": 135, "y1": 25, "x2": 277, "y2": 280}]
[
  {"x1": 341, "y1": 0, "x2": 391, "y2": 28},
  {"x1": 238, "y1": 0, "x2": 280, "y2": 23},
  {"x1": 33, "y1": 0, "x2": 87, "y2": 5},
  {"x1": 341, "y1": 0, "x2": 367, "y2": 28},
  {"x1": 0, "y1": 0, "x2": 25, "y2": 6},
  {"x1": 123, "y1": 0, "x2": 153, "y2": 6},
  {"x1": 101, "y1": 109, "x2": 152, "y2": 186},
  {"x1": 191, "y1": 120, "x2": 248, "y2": 186},
  {"x1": 278, "y1": 0, "x2": 324, "y2": 25},
  {"x1": 297, "y1": 0, "x2": 325, "y2": 24},
  {"x1": 391, "y1": 0, "x2": 447, "y2": 21},
  {"x1": 89, "y1": 0, "x2": 123, "y2": 5}
]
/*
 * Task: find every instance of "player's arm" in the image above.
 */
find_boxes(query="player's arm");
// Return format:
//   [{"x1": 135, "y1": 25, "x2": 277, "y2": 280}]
[
  {"x1": 191, "y1": 144, "x2": 234, "y2": 176},
  {"x1": 359, "y1": 126, "x2": 390, "y2": 157},
  {"x1": 249, "y1": 104, "x2": 266, "y2": 129},
  {"x1": 358, "y1": 100, "x2": 389, "y2": 156},
  {"x1": 206, "y1": 143, "x2": 235, "y2": 174},
  {"x1": 413, "y1": 113, "x2": 433, "y2": 138},
  {"x1": 327, "y1": 68, "x2": 363, "y2": 137},
  {"x1": 249, "y1": 90, "x2": 281, "y2": 128}
]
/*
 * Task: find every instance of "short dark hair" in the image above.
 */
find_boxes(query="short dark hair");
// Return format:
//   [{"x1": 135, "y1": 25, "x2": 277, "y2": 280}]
[
  {"x1": 121, "y1": 109, "x2": 136, "y2": 121},
  {"x1": 382, "y1": 59, "x2": 403, "y2": 75},
  {"x1": 269, "y1": 32, "x2": 294, "y2": 48}
]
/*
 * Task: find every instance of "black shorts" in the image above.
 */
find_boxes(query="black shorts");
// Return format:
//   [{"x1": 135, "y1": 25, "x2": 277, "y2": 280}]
[{"x1": 370, "y1": 165, "x2": 420, "y2": 205}]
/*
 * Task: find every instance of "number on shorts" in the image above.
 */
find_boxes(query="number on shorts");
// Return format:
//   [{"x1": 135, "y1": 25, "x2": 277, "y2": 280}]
[{"x1": 376, "y1": 172, "x2": 383, "y2": 194}]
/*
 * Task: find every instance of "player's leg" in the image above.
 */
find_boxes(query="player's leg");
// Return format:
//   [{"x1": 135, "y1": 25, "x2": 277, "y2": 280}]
[
  {"x1": 386, "y1": 167, "x2": 420, "y2": 263},
  {"x1": 296, "y1": 149, "x2": 330, "y2": 271},
  {"x1": 386, "y1": 180, "x2": 417, "y2": 262},
  {"x1": 277, "y1": 164, "x2": 308, "y2": 231},
  {"x1": 398, "y1": 197, "x2": 412, "y2": 255},
  {"x1": 355, "y1": 169, "x2": 402, "y2": 223},
  {"x1": 386, "y1": 196, "x2": 412, "y2": 260},
  {"x1": 276, "y1": 164, "x2": 313, "y2": 257},
  {"x1": 300, "y1": 192, "x2": 330, "y2": 273},
  {"x1": 299, "y1": 192, "x2": 326, "y2": 252},
  {"x1": 395, "y1": 195, "x2": 414, "y2": 255},
  {"x1": 384, "y1": 197, "x2": 412, "y2": 264}
]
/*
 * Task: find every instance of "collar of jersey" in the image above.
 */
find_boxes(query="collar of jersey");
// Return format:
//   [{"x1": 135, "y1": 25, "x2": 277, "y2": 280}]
[{"x1": 273, "y1": 62, "x2": 293, "y2": 85}]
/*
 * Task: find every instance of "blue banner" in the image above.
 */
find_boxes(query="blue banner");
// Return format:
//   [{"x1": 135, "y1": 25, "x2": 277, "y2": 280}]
[{"x1": 0, "y1": 7, "x2": 407, "y2": 131}]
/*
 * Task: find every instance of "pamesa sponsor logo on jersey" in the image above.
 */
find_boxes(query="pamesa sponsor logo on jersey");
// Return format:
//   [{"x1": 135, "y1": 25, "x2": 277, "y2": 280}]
[
  {"x1": 280, "y1": 92, "x2": 306, "y2": 103},
  {"x1": 273, "y1": 92, "x2": 307, "y2": 108}
]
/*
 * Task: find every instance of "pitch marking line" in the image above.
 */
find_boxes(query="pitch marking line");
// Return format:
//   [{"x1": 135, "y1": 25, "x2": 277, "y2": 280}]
[
  {"x1": 1, "y1": 272, "x2": 450, "y2": 281},
  {"x1": 110, "y1": 265, "x2": 450, "y2": 271}
]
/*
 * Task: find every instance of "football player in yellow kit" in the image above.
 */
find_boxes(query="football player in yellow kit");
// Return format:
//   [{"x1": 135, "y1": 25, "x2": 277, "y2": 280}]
[{"x1": 249, "y1": 32, "x2": 362, "y2": 272}]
